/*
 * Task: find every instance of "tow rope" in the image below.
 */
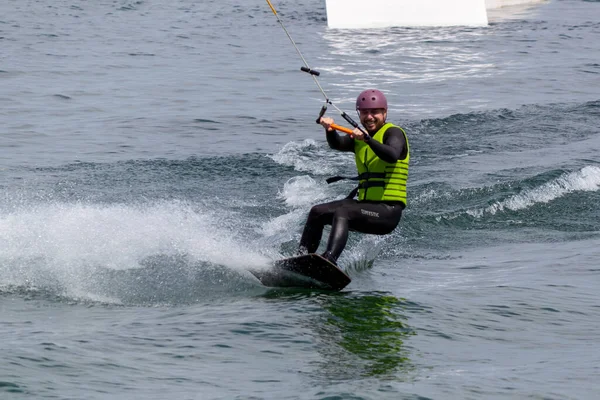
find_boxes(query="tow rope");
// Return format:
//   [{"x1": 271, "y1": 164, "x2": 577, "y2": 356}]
[{"x1": 265, "y1": 0, "x2": 369, "y2": 138}]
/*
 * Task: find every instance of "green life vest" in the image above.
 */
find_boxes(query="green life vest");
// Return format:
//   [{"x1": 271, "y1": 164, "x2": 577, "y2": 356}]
[{"x1": 354, "y1": 123, "x2": 410, "y2": 204}]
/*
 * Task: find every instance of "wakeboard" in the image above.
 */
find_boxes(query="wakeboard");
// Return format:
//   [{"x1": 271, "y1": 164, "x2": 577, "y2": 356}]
[{"x1": 251, "y1": 253, "x2": 351, "y2": 291}]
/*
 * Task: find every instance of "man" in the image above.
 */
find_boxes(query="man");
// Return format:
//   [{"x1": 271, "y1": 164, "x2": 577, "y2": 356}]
[{"x1": 297, "y1": 89, "x2": 410, "y2": 265}]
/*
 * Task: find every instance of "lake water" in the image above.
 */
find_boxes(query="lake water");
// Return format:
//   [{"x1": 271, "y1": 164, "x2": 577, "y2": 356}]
[{"x1": 1, "y1": 0, "x2": 600, "y2": 399}]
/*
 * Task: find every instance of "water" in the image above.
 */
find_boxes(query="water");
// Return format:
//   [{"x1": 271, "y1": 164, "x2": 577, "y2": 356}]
[{"x1": 1, "y1": 0, "x2": 600, "y2": 398}]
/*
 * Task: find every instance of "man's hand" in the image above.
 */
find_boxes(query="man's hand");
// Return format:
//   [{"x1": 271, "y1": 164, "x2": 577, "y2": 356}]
[
  {"x1": 351, "y1": 127, "x2": 367, "y2": 141},
  {"x1": 319, "y1": 117, "x2": 335, "y2": 132}
]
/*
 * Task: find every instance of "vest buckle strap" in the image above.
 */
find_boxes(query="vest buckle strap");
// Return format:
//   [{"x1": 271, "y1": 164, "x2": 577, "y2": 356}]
[
  {"x1": 326, "y1": 175, "x2": 361, "y2": 184},
  {"x1": 357, "y1": 172, "x2": 386, "y2": 180},
  {"x1": 358, "y1": 181, "x2": 386, "y2": 189}
]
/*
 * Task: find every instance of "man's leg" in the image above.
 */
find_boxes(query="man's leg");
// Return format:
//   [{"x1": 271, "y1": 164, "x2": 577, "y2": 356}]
[
  {"x1": 322, "y1": 214, "x2": 349, "y2": 263},
  {"x1": 298, "y1": 199, "x2": 349, "y2": 255}
]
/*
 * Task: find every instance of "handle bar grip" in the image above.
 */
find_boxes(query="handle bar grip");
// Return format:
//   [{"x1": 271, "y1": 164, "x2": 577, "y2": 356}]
[{"x1": 329, "y1": 123, "x2": 354, "y2": 135}]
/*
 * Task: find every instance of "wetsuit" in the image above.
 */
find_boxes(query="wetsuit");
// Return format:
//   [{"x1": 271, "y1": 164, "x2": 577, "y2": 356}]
[{"x1": 298, "y1": 125, "x2": 409, "y2": 263}]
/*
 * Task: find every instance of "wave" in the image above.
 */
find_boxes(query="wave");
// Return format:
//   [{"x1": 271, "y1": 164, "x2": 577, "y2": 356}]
[
  {"x1": 399, "y1": 165, "x2": 600, "y2": 256},
  {"x1": 467, "y1": 166, "x2": 600, "y2": 217},
  {"x1": 0, "y1": 200, "x2": 271, "y2": 304}
]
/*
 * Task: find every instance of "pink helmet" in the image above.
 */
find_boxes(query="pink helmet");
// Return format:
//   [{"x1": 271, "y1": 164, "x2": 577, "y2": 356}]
[{"x1": 356, "y1": 89, "x2": 388, "y2": 110}]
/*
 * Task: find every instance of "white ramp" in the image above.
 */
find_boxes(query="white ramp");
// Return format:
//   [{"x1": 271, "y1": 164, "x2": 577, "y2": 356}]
[
  {"x1": 486, "y1": 0, "x2": 547, "y2": 8},
  {"x1": 325, "y1": 0, "x2": 489, "y2": 29}
]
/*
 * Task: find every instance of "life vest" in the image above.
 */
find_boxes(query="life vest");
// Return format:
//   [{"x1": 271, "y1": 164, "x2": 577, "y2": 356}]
[{"x1": 354, "y1": 123, "x2": 410, "y2": 204}]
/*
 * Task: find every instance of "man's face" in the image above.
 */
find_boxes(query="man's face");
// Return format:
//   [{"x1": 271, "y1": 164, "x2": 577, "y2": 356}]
[{"x1": 359, "y1": 108, "x2": 387, "y2": 133}]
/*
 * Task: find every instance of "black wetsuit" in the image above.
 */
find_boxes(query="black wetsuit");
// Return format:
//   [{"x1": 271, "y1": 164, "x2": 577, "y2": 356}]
[{"x1": 298, "y1": 126, "x2": 408, "y2": 263}]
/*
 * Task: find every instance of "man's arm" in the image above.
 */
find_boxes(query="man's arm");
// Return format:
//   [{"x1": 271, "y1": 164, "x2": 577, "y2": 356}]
[
  {"x1": 366, "y1": 127, "x2": 406, "y2": 163},
  {"x1": 320, "y1": 117, "x2": 355, "y2": 152},
  {"x1": 326, "y1": 129, "x2": 355, "y2": 152}
]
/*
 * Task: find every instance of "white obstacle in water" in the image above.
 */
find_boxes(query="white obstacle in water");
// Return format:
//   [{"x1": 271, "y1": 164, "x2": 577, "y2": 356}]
[
  {"x1": 485, "y1": 0, "x2": 545, "y2": 8},
  {"x1": 325, "y1": 0, "x2": 546, "y2": 28}
]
